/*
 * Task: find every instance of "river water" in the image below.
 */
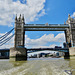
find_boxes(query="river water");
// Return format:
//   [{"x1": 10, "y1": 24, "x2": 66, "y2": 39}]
[{"x1": 0, "y1": 58, "x2": 75, "y2": 75}]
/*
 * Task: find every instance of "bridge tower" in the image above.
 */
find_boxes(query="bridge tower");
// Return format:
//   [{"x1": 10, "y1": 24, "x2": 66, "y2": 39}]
[
  {"x1": 14, "y1": 14, "x2": 25, "y2": 47},
  {"x1": 10, "y1": 14, "x2": 27, "y2": 61},
  {"x1": 66, "y1": 14, "x2": 75, "y2": 57}
]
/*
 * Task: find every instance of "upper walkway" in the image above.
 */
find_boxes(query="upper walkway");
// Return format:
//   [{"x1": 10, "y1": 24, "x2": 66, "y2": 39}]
[{"x1": 24, "y1": 24, "x2": 69, "y2": 31}]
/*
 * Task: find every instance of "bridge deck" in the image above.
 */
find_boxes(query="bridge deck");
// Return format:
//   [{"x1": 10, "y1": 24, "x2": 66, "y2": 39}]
[
  {"x1": 24, "y1": 24, "x2": 69, "y2": 28},
  {"x1": 25, "y1": 28, "x2": 67, "y2": 31},
  {"x1": 27, "y1": 48, "x2": 69, "y2": 52},
  {"x1": 0, "y1": 48, "x2": 69, "y2": 53}
]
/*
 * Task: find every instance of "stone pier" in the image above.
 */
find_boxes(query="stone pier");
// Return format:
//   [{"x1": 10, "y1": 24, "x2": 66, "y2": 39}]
[
  {"x1": 10, "y1": 47, "x2": 27, "y2": 61},
  {"x1": 69, "y1": 47, "x2": 75, "y2": 59}
]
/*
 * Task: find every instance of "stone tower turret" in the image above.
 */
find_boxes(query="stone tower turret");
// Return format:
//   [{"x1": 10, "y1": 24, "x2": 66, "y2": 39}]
[
  {"x1": 14, "y1": 14, "x2": 25, "y2": 48},
  {"x1": 66, "y1": 14, "x2": 75, "y2": 47}
]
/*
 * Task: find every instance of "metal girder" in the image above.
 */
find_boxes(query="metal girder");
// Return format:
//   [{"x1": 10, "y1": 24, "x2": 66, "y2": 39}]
[
  {"x1": 27, "y1": 50, "x2": 69, "y2": 52},
  {"x1": 24, "y1": 24, "x2": 69, "y2": 28},
  {"x1": 27, "y1": 48, "x2": 69, "y2": 52},
  {"x1": 27, "y1": 48, "x2": 69, "y2": 50},
  {"x1": 24, "y1": 28, "x2": 67, "y2": 31}
]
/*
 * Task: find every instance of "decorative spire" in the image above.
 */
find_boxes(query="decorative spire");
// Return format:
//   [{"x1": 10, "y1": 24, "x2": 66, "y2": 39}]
[
  {"x1": 19, "y1": 14, "x2": 21, "y2": 18},
  {"x1": 18, "y1": 14, "x2": 21, "y2": 21},
  {"x1": 68, "y1": 14, "x2": 71, "y2": 20},
  {"x1": 22, "y1": 14, "x2": 24, "y2": 21},
  {"x1": 64, "y1": 21, "x2": 66, "y2": 24},
  {"x1": 15, "y1": 14, "x2": 17, "y2": 20},
  {"x1": 68, "y1": 14, "x2": 70, "y2": 17},
  {"x1": 20, "y1": 14, "x2": 21, "y2": 17}
]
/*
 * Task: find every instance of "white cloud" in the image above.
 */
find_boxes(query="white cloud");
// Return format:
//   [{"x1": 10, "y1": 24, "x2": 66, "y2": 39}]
[
  {"x1": 25, "y1": 33, "x2": 65, "y2": 48},
  {"x1": 25, "y1": 34, "x2": 54, "y2": 47},
  {"x1": 0, "y1": 0, "x2": 46, "y2": 26},
  {"x1": 34, "y1": 44, "x2": 57, "y2": 48},
  {"x1": 55, "y1": 33, "x2": 65, "y2": 42},
  {"x1": 71, "y1": 12, "x2": 75, "y2": 18}
]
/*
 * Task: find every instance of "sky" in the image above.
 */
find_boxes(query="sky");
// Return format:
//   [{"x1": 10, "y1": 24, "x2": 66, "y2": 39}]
[{"x1": 0, "y1": 0, "x2": 75, "y2": 49}]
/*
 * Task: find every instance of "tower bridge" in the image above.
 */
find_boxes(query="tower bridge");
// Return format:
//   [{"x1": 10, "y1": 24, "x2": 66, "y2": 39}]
[
  {"x1": 9, "y1": 14, "x2": 75, "y2": 61},
  {"x1": 0, "y1": 14, "x2": 75, "y2": 61}
]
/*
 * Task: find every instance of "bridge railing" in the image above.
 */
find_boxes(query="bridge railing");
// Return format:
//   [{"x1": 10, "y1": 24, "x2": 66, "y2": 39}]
[{"x1": 25, "y1": 24, "x2": 69, "y2": 26}]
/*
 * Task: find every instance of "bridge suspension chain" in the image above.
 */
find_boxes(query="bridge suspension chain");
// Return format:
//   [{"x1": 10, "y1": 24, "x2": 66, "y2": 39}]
[
  {"x1": 0, "y1": 28, "x2": 14, "y2": 41},
  {"x1": 0, "y1": 34, "x2": 14, "y2": 46}
]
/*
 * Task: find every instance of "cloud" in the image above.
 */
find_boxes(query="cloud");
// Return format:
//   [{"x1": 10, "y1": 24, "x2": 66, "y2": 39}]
[
  {"x1": 55, "y1": 33, "x2": 65, "y2": 42},
  {"x1": 71, "y1": 12, "x2": 75, "y2": 18},
  {"x1": 25, "y1": 33, "x2": 65, "y2": 48},
  {"x1": 34, "y1": 44, "x2": 57, "y2": 48},
  {"x1": 0, "y1": 0, "x2": 46, "y2": 26},
  {"x1": 25, "y1": 34, "x2": 54, "y2": 47}
]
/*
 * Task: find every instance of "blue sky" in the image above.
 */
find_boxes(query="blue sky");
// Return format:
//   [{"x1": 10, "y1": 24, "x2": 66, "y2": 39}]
[{"x1": 0, "y1": 0, "x2": 75, "y2": 49}]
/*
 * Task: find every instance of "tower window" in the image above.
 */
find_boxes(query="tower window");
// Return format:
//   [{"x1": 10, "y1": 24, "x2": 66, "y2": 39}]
[{"x1": 18, "y1": 42, "x2": 20, "y2": 45}]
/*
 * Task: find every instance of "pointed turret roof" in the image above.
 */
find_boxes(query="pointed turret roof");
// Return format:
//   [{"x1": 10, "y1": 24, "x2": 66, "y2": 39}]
[
  {"x1": 22, "y1": 14, "x2": 24, "y2": 21},
  {"x1": 15, "y1": 14, "x2": 17, "y2": 20}
]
